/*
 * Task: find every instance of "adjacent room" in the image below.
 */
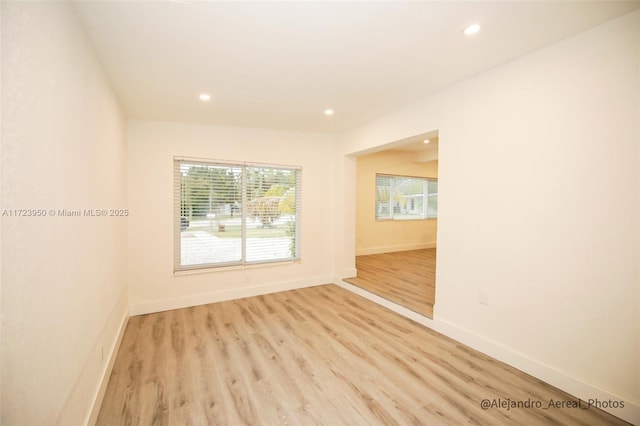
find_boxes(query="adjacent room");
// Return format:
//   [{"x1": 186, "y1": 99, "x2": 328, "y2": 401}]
[
  {"x1": 345, "y1": 132, "x2": 439, "y2": 317},
  {"x1": 2, "y1": 1, "x2": 639, "y2": 425}
]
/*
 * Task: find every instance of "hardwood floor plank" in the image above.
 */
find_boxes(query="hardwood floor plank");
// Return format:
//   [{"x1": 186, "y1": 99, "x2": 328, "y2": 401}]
[
  {"x1": 184, "y1": 306, "x2": 231, "y2": 425},
  {"x1": 97, "y1": 285, "x2": 628, "y2": 425},
  {"x1": 345, "y1": 248, "x2": 436, "y2": 317}
]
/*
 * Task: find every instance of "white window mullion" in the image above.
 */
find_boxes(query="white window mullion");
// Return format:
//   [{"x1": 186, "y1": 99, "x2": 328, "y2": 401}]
[
  {"x1": 241, "y1": 165, "x2": 247, "y2": 263},
  {"x1": 423, "y1": 179, "x2": 429, "y2": 219},
  {"x1": 388, "y1": 182, "x2": 394, "y2": 220}
]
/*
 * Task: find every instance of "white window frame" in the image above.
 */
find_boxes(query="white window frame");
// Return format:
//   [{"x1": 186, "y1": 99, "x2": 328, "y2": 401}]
[
  {"x1": 375, "y1": 173, "x2": 438, "y2": 221},
  {"x1": 174, "y1": 157, "x2": 301, "y2": 272}
]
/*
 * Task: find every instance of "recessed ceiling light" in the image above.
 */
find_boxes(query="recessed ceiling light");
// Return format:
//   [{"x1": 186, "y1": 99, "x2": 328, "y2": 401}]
[
  {"x1": 423, "y1": 139, "x2": 430, "y2": 144},
  {"x1": 324, "y1": 109, "x2": 334, "y2": 116},
  {"x1": 199, "y1": 93, "x2": 211, "y2": 101},
  {"x1": 463, "y1": 24, "x2": 481, "y2": 36}
]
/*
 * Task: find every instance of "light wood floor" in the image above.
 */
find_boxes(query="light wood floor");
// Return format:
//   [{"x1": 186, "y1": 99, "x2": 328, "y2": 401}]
[
  {"x1": 345, "y1": 249, "x2": 436, "y2": 318},
  {"x1": 97, "y1": 285, "x2": 627, "y2": 425}
]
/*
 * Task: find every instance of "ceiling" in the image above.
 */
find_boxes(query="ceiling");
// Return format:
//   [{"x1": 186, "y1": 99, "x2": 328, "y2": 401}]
[
  {"x1": 74, "y1": 1, "x2": 638, "y2": 134},
  {"x1": 391, "y1": 136, "x2": 438, "y2": 152},
  {"x1": 381, "y1": 130, "x2": 439, "y2": 158},
  {"x1": 391, "y1": 136, "x2": 439, "y2": 161}
]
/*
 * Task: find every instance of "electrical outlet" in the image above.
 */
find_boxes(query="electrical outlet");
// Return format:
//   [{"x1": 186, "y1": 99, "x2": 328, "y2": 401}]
[{"x1": 479, "y1": 290, "x2": 489, "y2": 306}]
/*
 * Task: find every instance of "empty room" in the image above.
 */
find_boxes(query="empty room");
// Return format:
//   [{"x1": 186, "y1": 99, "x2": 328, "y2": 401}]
[{"x1": 2, "y1": 1, "x2": 639, "y2": 425}]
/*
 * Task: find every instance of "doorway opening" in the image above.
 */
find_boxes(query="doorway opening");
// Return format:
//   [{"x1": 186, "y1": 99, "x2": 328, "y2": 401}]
[{"x1": 344, "y1": 131, "x2": 438, "y2": 318}]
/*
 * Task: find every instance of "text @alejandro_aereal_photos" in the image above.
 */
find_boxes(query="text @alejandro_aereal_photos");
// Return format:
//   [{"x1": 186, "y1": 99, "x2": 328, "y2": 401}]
[
  {"x1": 480, "y1": 397, "x2": 624, "y2": 411},
  {"x1": 2, "y1": 209, "x2": 129, "y2": 217}
]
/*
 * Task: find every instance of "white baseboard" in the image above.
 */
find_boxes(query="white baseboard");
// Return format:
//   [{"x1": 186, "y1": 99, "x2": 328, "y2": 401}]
[
  {"x1": 336, "y1": 280, "x2": 639, "y2": 425},
  {"x1": 433, "y1": 317, "x2": 640, "y2": 425},
  {"x1": 86, "y1": 300, "x2": 129, "y2": 426},
  {"x1": 129, "y1": 275, "x2": 334, "y2": 316},
  {"x1": 56, "y1": 288, "x2": 129, "y2": 426},
  {"x1": 356, "y1": 242, "x2": 436, "y2": 256}
]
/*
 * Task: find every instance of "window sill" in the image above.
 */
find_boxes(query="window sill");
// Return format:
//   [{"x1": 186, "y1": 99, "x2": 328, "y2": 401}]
[
  {"x1": 174, "y1": 259, "x2": 300, "y2": 276},
  {"x1": 375, "y1": 218, "x2": 438, "y2": 222}
]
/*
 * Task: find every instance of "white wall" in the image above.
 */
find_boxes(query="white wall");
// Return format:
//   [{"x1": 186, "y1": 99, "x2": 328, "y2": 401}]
[
  {"x1": 1, "y1": 2, "x2": 128, "y2": 424},
  {"x1": 127, "y1": 120, "x2": 335, "y2": 314},
  {"x1": 638, "y1": 13, "x2": 640, "y2": 411},
  {"x1": 0, "y1": 3, "x2": 4, "y2": 417},
  {"x1": 337, "y1": 11, "x2": 640, "y2": 423}
]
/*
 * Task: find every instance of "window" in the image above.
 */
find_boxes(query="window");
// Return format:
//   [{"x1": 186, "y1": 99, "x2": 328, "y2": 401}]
[
  {"x1": 375, "y1": 174, "x2": 437, "y2": 220},
  {"x1": 174, "y1": 158, "x2": 301, "y2": 271}
]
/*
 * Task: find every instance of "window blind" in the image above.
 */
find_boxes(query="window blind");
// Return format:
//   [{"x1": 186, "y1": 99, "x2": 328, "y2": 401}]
[
  {"x1": 375, "y1": 174, "x2": 437, "y2": 221},
  {"x1": 174, "y1": 158, "x2": 301, "y2": 271}
]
